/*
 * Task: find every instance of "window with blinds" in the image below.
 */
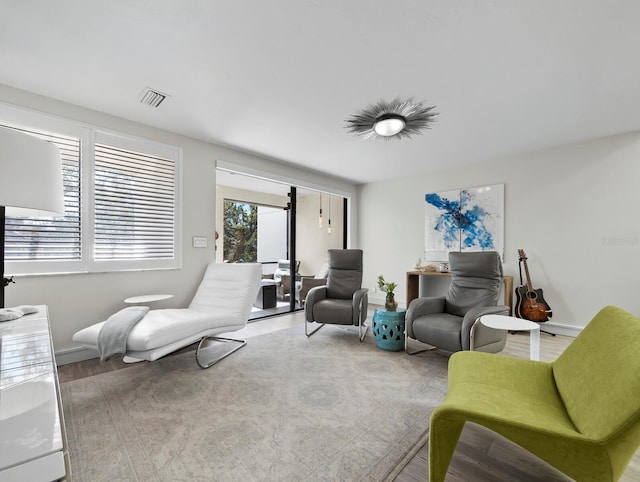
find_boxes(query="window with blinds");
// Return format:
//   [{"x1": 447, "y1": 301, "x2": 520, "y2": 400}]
[
  {"x1": 1, "y1": 109, "x2": 181, "y2": 275},
  {"x1": 3, "y1": 125, "x2": 81, "y2": 262},
  {"x1": 94, "y1": 143, "x2": 176, "y2": 261}
]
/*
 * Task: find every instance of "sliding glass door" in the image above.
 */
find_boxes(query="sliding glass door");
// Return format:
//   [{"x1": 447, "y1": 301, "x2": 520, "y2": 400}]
[
  {"x1": 216, "y1": 170, "x2": 346, "y2": 320},
  {"x1": 222, "y1": 200, "x2": 288, "y2": 264}
]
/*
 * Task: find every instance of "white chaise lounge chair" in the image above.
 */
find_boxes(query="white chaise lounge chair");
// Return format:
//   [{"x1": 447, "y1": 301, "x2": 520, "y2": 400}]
[{"x1": 73, "y1": 262, "x2": 262, "y2": 368}]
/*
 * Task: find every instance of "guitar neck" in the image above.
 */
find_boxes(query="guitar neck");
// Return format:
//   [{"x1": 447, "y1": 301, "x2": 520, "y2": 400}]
[
  {"x1": 522, "y1": 259, "x2": 535, "y2": 292},
  {"x1": 518, "y1": 249, "x2": 535, "y2": 293}
]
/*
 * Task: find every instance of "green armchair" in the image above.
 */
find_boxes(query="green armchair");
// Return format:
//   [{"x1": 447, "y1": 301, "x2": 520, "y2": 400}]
[{"x1": 430, "y1": 305, "x2": 640, "y2": 482}]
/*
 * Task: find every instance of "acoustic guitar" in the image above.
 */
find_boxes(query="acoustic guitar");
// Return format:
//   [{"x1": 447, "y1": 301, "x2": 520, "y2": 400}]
[{"x1": 515, "y1": 249, "x2": 552, "y2": 322}]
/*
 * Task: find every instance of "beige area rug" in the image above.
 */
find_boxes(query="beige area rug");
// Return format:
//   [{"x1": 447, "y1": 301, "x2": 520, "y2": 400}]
[{"x1": 61, "y1": 324, "x2": 449, "y2": 481}]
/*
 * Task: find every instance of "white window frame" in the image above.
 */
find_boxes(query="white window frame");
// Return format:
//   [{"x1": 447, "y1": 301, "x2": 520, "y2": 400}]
[{"x1": 1, "y1": 103, "x2": 182, "y2": 275}]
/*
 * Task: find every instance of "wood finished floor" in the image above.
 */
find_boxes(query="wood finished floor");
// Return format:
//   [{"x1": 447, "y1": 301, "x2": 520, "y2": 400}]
[
  {"x1": 396, "y1": 330, "x2": 640, "y2": 482},
  {"x1": 58, "y1": 310, "x2": 640, "y2": 481}
]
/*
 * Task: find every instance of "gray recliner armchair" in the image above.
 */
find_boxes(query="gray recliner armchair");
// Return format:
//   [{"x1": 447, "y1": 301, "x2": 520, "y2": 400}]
[
  {"x1": 405, "y1": 251, "x2": 509, "y2": 354},
  {"x1": 305, "y1": 249, "x2": 369, "y2": 341}
]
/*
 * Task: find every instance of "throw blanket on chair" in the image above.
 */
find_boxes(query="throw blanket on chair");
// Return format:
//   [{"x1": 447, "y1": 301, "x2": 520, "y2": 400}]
[{"x1": 97, "y1": 306, "x2": 149, "y2": 361}]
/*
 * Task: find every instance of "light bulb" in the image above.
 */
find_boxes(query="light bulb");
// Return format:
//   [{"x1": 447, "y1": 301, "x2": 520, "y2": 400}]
[{"x1": 374, "y1": 114, "x2": 406, "y2": 137}]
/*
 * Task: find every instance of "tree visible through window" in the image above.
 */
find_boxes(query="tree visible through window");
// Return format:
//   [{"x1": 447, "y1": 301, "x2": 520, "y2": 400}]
[{"x1": 223, "y1": 200, "x2": 257, "y2": 262}]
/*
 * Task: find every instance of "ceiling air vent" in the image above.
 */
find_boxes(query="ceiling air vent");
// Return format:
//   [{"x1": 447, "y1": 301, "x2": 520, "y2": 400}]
[{"x1": 138, "y1": 87, "x2": 169, "y2": 108}]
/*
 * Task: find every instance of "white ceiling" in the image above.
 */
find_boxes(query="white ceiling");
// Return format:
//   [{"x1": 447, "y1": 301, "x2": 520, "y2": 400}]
[{"x1": 2, "y1": 1, "x2": 640, "y2": 185}]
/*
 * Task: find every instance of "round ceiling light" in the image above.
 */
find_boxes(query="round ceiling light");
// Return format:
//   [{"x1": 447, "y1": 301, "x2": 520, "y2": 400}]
[
  {"x1": 373, "y1": 114, "x2": 406, "y2": 137},
  {"x1": 345, "y1": 98, "x2": 437, "y2": 140}
]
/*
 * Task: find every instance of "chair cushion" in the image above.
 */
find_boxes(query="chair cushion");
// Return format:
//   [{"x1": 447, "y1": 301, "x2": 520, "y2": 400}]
[
  {"x1": 552, "y1": 306, "x2": 640, "y2": 440},
  {"x1": 411, "y1": 313, "x2": 463, "y2": 352},
  {"x1": 312, "y1": 299, "x2": 353, "y2": 325},
  {"x1": 442, "y1": 351, "x2": 577, "y2": 435},
  {"x1": 445, "y1": 251, "x2": 502, "y2": 317},
  {"x1": 326, "y1": 249, "x2": 363, "y2": 300},
  {"x1": 73, "y1": 308, "x2": 245, "y2": 352},
  {"x1": 73, "y1": 263, "x2": 262, "y2": 359},
  {"x1": 189, "y1": 262, "x2": 261, "y2": 319}
]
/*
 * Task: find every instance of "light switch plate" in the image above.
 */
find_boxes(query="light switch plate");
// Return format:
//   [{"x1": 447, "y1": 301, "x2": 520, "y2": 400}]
[{"x1": 192, "y1": 236, "x2": 208, "y2": 248}]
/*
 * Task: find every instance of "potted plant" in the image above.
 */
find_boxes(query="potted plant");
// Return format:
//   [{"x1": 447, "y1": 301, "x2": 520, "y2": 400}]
[{"x1": 377, "y1": 275, "x2": 398, "y2": 311}]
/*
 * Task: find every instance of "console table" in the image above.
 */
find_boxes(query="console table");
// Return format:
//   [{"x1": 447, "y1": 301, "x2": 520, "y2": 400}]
[
  {"x1": 0, "y1": 306, "x2": 68, "y2": 481},
  {"x1": 406, "y1": 271, "x2": 513, "y2": 315}
]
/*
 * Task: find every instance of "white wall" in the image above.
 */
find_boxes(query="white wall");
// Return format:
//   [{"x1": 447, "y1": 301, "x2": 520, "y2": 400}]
[
  {"x1": 0, "y1": 84, "x2": 358, "y2": 360},
  {"x1": 359, "y1": 131, "x2": 640, "y2": 332},
  {"x1": 8, "y1": 82, "x2": 636, "y2": 347},
  {"x1": 296, "y1": 192, "x2": 344, "y2": 275}
]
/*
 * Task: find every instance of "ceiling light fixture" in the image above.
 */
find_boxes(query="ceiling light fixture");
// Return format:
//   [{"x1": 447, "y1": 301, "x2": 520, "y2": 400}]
[
  {"x1": 373, "y1": 114, "x2": 406, "y2": 137},
  {"x1": 345, "y1": 98, "x2": 437, "y2": 140}
]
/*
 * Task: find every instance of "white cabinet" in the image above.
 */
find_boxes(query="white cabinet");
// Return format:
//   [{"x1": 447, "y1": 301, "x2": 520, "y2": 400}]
[{"x1": 0, "y1": 306, "x2": 68, "y2": 481}]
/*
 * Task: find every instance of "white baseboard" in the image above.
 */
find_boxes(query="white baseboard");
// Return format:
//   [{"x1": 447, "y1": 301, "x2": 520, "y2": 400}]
[
  {"x1": 535, "y1": 321, "x2": 582, "y2": 338},
  {"x1": 55, "y1": 346, "x2": 98, "y2": 366},
  {"x1": 370, "y1": 301, "x2": 583, "y2": 338}
]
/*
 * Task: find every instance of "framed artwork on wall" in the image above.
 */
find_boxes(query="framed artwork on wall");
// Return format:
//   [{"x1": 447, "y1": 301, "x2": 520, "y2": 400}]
[{"x1": 424, "y1": 183, "x2": 504, "y2": 261}]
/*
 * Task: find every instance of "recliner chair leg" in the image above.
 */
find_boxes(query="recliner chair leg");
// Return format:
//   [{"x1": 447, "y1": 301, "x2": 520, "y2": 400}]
[
  {"x1": 305, "y1": 320, "x2": 325, "y2": 337},
  {"x1": 405, "y1": 331, "x2": 438, "y2": 355},
  {"x1": 195, "y1": 336, "x2": 247, "y2": 369},
  {"x1": 358, "y1": 320, "x2": 367, "y2": 341}
]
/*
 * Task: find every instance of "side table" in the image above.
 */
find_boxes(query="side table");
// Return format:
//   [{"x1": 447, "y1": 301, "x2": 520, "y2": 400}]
[
  {"x1": 372, "y1": 309, "x2": 406, "y2": 351},
  {"x1": 255, "y1": 281, "x2": 277, "y2": 309},
  {"x1": 124, "y1": 294, "x2": 173, "y2": 304},
  {"x1": 477, "y1": 314, "x2": 540, "y2": 360}
]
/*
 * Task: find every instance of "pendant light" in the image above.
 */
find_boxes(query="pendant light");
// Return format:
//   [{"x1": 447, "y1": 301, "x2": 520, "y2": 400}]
[
  {"x1": 327, "y1": 195, "x2": 332, "y2": 235},
  {"x1": 318, "y1": 193, "x2": 323, "y2": 228}
]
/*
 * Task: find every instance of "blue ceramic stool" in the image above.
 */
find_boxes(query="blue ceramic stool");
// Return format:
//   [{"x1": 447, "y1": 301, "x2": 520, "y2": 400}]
[{"x1": 372, "y1": 309, "x2": 406, "y2": 351}]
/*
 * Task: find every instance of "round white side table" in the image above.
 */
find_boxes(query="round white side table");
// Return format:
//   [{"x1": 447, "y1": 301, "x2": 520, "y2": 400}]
[
  {"x1": 478, "y1": 314, "x2": 541, "y2": 360},
  {"x1": 124, "y1": 294, "x2": 173, "y2": 304}
]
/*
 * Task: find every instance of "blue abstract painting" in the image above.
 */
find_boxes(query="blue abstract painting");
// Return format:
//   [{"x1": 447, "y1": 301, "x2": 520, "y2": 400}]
[{"x1": 424, "y1": 184, "x2": 504, "y2": 261}]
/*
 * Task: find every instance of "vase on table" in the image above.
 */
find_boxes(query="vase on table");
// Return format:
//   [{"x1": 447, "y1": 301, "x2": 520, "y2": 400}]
[{"x1": 385, "y1": 292, "x2": 398, "y2": 311}]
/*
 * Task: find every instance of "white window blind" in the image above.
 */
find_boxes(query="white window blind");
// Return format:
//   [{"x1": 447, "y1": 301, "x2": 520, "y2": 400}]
[
  {"x1": 2, "y1": 106, "x2": 181, "y2": 275},
  {"x1": 94, "y1": 143, "x2": 176, "y2": 261},
  {"x1": 3, "y1": 125, "x2": 81, "y2": 262}
]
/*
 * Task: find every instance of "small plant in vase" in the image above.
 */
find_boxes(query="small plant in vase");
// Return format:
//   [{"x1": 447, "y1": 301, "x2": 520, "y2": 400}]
[{"x1": 377, "y1": 275, "x2": 398, "y2": 311}]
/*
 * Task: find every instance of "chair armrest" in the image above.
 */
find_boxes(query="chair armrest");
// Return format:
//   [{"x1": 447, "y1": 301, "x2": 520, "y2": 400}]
[
  {"x1": 352, "y1": 288, "x2": 369, "y2": 325},
  {"x1": 299, "y1": 277, "x2": 328, "y2": 302},
  {"x1": 280, "y1": 274, "x2": 300, "y2": 294},
  {"x1": 461, "y1": 305, "x2": 510, "y2": 350},
  {"x1": 406, "y1": 297, "x2": 446, "y2": 339},
  {"x1": 305, "y1": 286, "x2": 327, "y2": 322},
  {"x1": 406, "y1": 297, "x2": 446, "y2": 322}
]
